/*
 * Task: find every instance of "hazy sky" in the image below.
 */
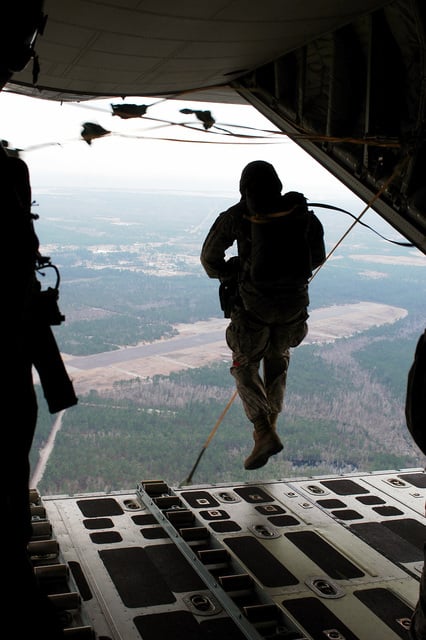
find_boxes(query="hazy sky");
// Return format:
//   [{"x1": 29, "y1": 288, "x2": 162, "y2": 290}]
[
  {"x1": 0, "y1": 90, "x2": 354, "y2": 201},
  {"x1": 1, "y1": 88, "x2": 419, "y2": 251}
]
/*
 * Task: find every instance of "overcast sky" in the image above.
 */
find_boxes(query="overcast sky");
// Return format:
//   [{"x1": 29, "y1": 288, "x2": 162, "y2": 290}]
[{"x1": 0, "y1": 90, "x2": 354, "y2": 201}]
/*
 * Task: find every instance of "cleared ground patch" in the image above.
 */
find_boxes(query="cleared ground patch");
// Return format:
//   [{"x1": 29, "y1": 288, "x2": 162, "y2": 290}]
[{"x1": 63, "y1": 301, "x2": 407, "y2": 393}]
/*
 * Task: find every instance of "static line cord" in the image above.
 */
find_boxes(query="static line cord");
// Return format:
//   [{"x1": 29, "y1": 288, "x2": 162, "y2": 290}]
[
  {"x1": 310, "y1": 153, "x2": 411, "y2": 282},
  {"x1": 180, "y1": 389, "x2": 238, "y2": 486}
]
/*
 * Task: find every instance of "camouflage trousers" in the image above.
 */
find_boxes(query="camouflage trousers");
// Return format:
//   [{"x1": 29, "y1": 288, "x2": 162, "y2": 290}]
[{"x1": 226, "y1": 305, "x2": 308, "y2": 424}]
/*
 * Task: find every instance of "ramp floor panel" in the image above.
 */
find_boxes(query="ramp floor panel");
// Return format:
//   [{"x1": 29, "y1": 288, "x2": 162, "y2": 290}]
[{"x1": 32, "y1": 469, "x2": 424, "y2": 639}]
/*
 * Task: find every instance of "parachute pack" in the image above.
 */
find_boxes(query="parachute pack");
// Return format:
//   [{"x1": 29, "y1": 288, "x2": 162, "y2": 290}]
[{"x1": 247, "y1": 191, "x2": 314, "y2": 289}]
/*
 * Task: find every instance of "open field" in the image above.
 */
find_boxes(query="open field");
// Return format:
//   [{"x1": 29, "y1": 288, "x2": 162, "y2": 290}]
[{"x1": 61, "y1": 301, "x2": 407, "y2": 394}]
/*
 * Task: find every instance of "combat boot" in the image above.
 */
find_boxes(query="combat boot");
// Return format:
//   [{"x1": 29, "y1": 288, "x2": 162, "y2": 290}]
[{"x1": 244, "y1": 416, "x2": 283, "y2": 470}]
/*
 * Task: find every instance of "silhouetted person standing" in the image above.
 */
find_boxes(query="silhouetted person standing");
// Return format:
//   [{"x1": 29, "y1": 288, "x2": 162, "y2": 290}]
[
  {"x1": 406, "y1": 329, "x2": 426, "y2": 640},
  {"x1": 2, "y1": 145, "x2": 77, "y2": 637},
  {"x1": 201, "y1": 160, "x2": 325, "y2": 470},
  {"x1": 1, "y1": 4, "x2": 76, "y2": 634},
  {"x1": 3, "y1": 149, "x2": 40, "y2": 548}
]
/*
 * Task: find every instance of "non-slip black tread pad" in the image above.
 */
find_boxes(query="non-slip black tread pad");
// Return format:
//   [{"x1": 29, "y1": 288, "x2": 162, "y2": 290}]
[
  {"x1": 285, "y1": 531, "x2": 364, "y2": 579},
  {"x1": 90, "y1": 531, "x2": 122, "y2": 544},
  {"x1": 77, "y1": 498, "x2": 124, "y2": 518},
  {"x1": 354, "y1": 587, "x2": 414, "y2": 637},
  {"x1": 383, "y1": 518, "x2": 425, "y2": 550},
  {"x1": 320, "y1": 479, "x2": 369, "y2": 495},
  {"x1": 330, "y1": 509, "x2": 363, "y2": 520},
  {"x1": 68, "y1": 561, "x2": 93, "y2": 601},
  {"x1": 83, "y1": 518, "x2": 114, "y2": 530},
  {"x1": 398, "y1": 472, "x2": 426, "y2": 488},
  {"x1": 140, "y1": 526, "x2": 170, "y2": 539},
  {"x1": 316, "y1": 499, "x2": 347, "y2": 509},
  {"x1": 134, "y1": 610, "x2": 201, "y2": 640},
  {"x1": 267, "y1": 515, "x2": 299, "y2": 527},
  {"x1": 223, "y1": 535, "x2": 298, "y2": 587},
  {"x1": 99, "y1": 546, "x2": 176, "y2": 607},
  {"x1": 350, "y1": 521, "x2": 423, "y2": 563},
  {"x1": 145, "y1": 544, "x2": 206, "y2": 592},
  {"x1": 209, "y1": 521, "x2": 241, "y2": 533},
  {"x1": 283, "y1": 596, "x2": 359, "y2": 639},
  {"x1": 134, "y1": 610, "x2": 247, "y2": 640},
  {"x1": 373, "y1": 506, "x2": 404, "y2": 517},
  {"x1": 131, "y1": 514, "x2": 157, "y2": 525},
  {"x1": 356, "y1": 495, "x2": 385, "y2": 505}
]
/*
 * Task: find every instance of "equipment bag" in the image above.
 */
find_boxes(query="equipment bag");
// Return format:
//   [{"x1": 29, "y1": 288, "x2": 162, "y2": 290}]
[
  {"x1": 249, "y1": 191, "x2": 313, "y2": 288},
  {"x1": 218, "y1": 256, "x2": 240, "y2": 318}
]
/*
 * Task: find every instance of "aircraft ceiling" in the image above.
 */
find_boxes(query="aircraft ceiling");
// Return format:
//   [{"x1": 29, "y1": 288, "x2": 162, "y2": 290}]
[
  {"x1": 2, "y1": 0, "x2": 426, "y2": 253},
  {"x1": 5, "y1": 0, "x2": 389, "y2": 103}
]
